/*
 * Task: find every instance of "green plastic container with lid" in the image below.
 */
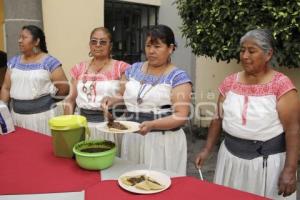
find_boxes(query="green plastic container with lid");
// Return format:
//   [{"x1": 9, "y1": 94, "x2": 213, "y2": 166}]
[{"x1": 49, "y1": 115, "x2": 89, "y2": 158}]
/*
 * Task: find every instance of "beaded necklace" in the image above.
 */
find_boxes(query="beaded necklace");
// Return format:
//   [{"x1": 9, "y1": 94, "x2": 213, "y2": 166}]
[
  {"x1": 82, "y1": 59, "x2": 110, "y2": 102},
  {"x1": 136, "y1": 64, "x2": 169, "y2": 105}
]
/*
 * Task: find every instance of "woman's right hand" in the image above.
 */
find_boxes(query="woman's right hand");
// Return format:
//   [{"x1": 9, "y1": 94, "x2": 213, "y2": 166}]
[
  {"x1": 101, "y1": 96, "x2": 114, "y2": 119},
  {"x1": 101, "y1": 96, "x2": 112, "y2": 111},
  {"x1": 101, "y1": 95, "x2": 123, "y2": 110},
  {"x1": 194, "y1": 95, "x2": 223, "y2": 169},
  {"x1": 195, "y1": 148, "x2": 211, "y2": 169}
]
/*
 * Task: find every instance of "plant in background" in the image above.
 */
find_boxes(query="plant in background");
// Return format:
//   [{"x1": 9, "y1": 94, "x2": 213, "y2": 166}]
[{"x1": 175, "y1": 0, "x2": 300, "y2": 68}]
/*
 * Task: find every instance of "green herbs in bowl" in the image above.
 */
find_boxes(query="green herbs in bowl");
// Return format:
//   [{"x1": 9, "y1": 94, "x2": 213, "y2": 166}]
[{"x1": 73, "y1": 140, "x2": 116, "y2": 170}]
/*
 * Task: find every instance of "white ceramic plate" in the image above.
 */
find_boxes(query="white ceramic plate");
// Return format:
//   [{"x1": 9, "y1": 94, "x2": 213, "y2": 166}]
[
  {"x1": 118, "y1": 170, "x2": 171, "y2": 194},
  {"x1": 96, "y1": 121, "x2": 140, "y2": 134}
]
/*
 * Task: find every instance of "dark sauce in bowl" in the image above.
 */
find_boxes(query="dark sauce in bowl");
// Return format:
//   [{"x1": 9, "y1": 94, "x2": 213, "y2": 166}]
[
  {"x1": 78, "y1": 141, "x2": 115, "y2": 153},
  {"x1": 80, "y1": 147, "x2": 111, "y2": 153}
]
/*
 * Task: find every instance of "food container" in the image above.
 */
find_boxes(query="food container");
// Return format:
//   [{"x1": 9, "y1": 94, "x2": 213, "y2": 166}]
[
  {"x1": 73, "y1": 140, "x2": 116, "y2": 170},
  {"x1": 49, "y1": 115, "x2": 88, "y2": 158}
]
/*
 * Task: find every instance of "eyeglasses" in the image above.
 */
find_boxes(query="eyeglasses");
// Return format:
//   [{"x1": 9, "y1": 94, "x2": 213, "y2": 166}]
[{"x1": 90, "y1": 39, "x2": 109, "y2": 46}]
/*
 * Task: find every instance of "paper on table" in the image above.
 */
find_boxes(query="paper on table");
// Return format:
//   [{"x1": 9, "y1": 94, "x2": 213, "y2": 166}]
[{"x1": 0, "y1": 191, "x2": 84, "y2": 200}]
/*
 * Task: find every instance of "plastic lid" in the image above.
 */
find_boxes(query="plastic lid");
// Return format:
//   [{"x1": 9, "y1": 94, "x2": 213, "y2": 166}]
[{"x1": 49, "y1": 115, "x2": 87, "y2": 130}]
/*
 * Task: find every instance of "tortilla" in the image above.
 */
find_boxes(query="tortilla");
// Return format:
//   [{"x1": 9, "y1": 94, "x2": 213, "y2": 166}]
[
  {"x1": 121, "y1": 176, "x2": 134, "y2": 186},
  {"x1": 147, "y1": 177, "x2": 165, "y2": 189},
  {"x1": 121, "y1": 175, "x2": 146, "y2": 186},
  {"x1": 121, "y1": 175, "x2": 164, "y2": 191}
]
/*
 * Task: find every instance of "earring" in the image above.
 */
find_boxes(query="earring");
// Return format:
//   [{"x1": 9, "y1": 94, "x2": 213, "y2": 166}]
[
  {"x1": 167, "y1": 55, "x2": 171, "y2": 63},
  {"x1": 88, "y1": 52, "x2": 93, "y2": 57},
  {"x1": 33, "y1": 47, "x2": 40, "y2": 54}
]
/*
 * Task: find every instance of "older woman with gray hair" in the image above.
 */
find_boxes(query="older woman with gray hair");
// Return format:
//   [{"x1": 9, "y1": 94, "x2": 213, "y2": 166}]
[{"x1": 195, "y1": 29, "x2": 299, "y2": 199}]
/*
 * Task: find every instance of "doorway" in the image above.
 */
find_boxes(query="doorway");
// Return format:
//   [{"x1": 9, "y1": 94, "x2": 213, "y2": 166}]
[{"x1": 105, "y1": 1, "x2": 158, "y2": 64}]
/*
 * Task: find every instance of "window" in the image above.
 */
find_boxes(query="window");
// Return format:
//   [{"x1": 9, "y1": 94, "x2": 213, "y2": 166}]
[{"x1": 105, "y1": 1, "x2": 158, "y2": 64}]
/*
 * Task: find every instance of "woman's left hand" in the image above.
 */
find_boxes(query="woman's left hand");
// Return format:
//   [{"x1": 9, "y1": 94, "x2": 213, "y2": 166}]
[
  {"x1": 139, "y1": 121, "x2": 155, "y2": 135},
  {"x1": 278, "y1": 167, "x2": 297, "y2": 197}
]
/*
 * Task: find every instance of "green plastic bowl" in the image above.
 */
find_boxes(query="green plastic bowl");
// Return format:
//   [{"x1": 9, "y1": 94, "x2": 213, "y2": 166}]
[{"x1": 73, "y1": 140, "x2": 116, "y2": 170}]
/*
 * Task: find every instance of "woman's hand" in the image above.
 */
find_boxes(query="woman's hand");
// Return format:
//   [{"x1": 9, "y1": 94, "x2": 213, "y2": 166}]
[
  {"x1": 101, "y1": 96, "x2": 123, "y2": 110},
  {"x1": 278, "y1": 167, "x2": 297, "y2": 197},
  {"x1": 194, "y1": 95, "x2": 224, "y2": 170},
  {"x1": 101, "y1": 96, "x2": 115, "y2": 119},
  {"x1": 139, "y1": 121, "x2": 155, "y2": 135},
  {"x1": 101, "y1": 96, "x2": 112, "y2": 110},
  {"x1": 100, "y1": 74, "x2": 126, "y2": 112},
  {"x1": 195, "y1": 148, "x2": 211, "y2": 169}
]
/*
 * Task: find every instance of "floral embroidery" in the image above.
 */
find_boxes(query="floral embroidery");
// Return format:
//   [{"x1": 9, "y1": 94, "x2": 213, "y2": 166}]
[
  {"x1": 125, "y1": 62, "x2": 191, "y2": 88},
  {"x1": 8, "y1": 55, "x2": 61, "y2": 72},
  {"x1": 219, "y1": 72, "x2": 296, "y2": 99},
  {"x1": 71, "y1": 60, "x2": 129, "y2": 81},
  {"x1": 220, "y1": 71, "x2": 296, "y2": 127},
  {"x1": 242, "y1": 96, "x2": 249, "y2": 125}
]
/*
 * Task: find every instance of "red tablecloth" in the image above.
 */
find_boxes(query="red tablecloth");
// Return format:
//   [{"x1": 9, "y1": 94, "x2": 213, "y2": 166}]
[
  {"x1": 0, "y1": 127, "x2": 100, "y2": 195},
  {"x1": 86, "y1": 177, "x2": 269, "y2": 200},
  {"x1": 0, "y1": 127, "x2": 269, "y2": 199}
]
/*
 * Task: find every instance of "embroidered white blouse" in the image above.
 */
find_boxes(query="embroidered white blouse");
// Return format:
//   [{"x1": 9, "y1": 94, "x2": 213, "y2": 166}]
[
  {"x1": 70, "y1": 60, "x2": 129, "y2": 110},
  {"x1": 7, "y1": 55, "x2": 61, "y2": 100},
  {"x1": 219, "y1": 71, "x2": 296, "y2": 141}
]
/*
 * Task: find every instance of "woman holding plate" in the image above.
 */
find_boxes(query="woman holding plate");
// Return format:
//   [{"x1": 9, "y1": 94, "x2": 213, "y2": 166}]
[{"x1": 102, "y1": 24, "x2": 192, "y2": 175}]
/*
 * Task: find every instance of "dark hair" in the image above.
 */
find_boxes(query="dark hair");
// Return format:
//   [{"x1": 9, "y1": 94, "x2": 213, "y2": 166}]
[
  {"x1": 90, "y1": 27, "x2": 112, "y2": 42},
  {"x1": 0, "y1": 51, "x2": 7, "y2": 68},
  {"x1": 146, "y1": 24, "x2": 176, "y2": 51},
  {"x1": 22, "y1": 25, "x2": 48, "y2": 53}
]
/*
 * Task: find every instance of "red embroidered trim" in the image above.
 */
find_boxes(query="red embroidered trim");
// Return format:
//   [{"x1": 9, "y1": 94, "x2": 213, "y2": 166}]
[
  {"x1": 71, "y1": 60, "x2": 128, "y2": 81},
  {"x1": 242, "y1": 96, "x2": 249, "y2": 125},
  {"x1": 219, "y1": 72, "x2": 295, "y2": 98}
]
